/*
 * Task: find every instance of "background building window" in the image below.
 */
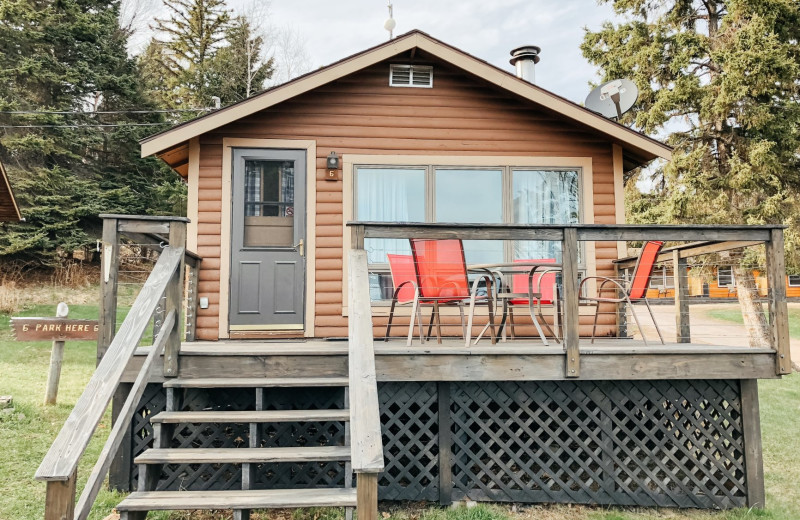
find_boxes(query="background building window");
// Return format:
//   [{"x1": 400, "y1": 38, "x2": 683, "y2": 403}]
[{"x1": 717, "y1": 266, "x2": 735, "y2": 287}]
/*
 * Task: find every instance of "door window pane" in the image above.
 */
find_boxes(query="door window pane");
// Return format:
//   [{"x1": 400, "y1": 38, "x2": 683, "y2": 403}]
[
  {"x1": 512, "y1": 169, "x2": 579, "y2": 262},
  {"x1": 244, "y1": 160, "x2": 294, "y2": 247},
  {"x1": 435, "y1": 168, "x2": 503, "y2": 264},
  {"x1": 357, "y1": 167, "x2": 425, "y2": 263}
]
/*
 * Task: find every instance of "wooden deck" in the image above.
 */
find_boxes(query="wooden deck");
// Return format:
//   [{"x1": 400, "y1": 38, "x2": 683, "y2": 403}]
[{"x1": 123, "y1": 338, "x2": 779, "y2": 383}]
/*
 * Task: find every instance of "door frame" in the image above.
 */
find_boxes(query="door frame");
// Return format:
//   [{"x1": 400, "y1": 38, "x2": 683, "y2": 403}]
[{"x1": 219, "y1": 138, "x2": 317, "y2": 338}]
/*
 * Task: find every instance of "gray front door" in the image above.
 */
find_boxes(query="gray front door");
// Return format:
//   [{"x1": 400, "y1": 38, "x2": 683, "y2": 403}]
[{"x1": 230, "y1": 148, "x2": 306, "y2": 330}]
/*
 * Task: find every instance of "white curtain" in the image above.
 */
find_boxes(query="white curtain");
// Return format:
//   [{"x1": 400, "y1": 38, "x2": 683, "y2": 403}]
[{"x1": 357, "y1": 168, "x2": 425, "y2": 263}]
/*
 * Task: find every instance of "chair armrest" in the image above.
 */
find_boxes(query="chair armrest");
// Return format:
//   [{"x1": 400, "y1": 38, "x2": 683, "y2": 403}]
[{"x1": 579, "y1": 276, "x2": 627, "y2": 299}]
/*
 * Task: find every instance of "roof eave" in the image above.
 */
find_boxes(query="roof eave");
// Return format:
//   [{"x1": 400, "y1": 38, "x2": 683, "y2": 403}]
[{"x1": 141, "y1": 30, "x2": 672, "y2": 165}]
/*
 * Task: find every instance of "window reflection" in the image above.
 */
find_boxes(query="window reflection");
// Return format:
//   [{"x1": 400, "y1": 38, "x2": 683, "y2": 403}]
[
  {"x1": 435, "y1": 168, "x2": 503, "y2": 264},
  {"x1": 513, "y1": 169, "x2": 579, "y2": 262}
]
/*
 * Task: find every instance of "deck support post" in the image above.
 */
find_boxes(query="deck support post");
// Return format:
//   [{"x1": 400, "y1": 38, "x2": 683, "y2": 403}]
[
  {"x1": 356, "y1": 473, "x2": 378, "y2": 520},
  {"x1": 765, "y1": 228, "x2": 791, "y2": 375},
  {"x1": 98, "y1": 217, "x2": 120, "y2": 365},
  {"x1": 561, "y1": 227, "x2": 579, "y2": 378},
  {"x1": 740, "y1": 379, "x2": 765, "y2": 508},
  {"x1": 108, "y1": 383, "x2": 133, "y2": 492},
  {"x1": 438, "y1": 382, "x2": 453, "y2": 505},
  {"x1": 164, "y1": 221, "x2": 187, "y2": 377},
  {"x1": 673, "y1": 250, "x2": 690, "y2": 343},
  {"x1": 44, "y1": 469, "x2": 76, "y2": 520}
]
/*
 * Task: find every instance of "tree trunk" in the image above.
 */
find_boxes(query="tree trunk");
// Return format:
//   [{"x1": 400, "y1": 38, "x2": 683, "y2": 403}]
[{"x1": 734, "y1": 266, "x2": 770, "y2": 347}]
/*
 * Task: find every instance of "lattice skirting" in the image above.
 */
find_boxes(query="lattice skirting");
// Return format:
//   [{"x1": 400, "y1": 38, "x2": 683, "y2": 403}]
[{"x1": 122, "y1": 380, "x2": 752, "y2": 509}]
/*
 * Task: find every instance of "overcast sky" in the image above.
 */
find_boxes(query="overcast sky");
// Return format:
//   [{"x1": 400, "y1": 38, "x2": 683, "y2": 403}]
[{"x1": 230, "y1": 0, "x2": 619, "y2": 104}]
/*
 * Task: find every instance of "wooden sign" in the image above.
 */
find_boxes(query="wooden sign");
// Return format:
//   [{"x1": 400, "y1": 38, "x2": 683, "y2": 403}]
[{"x1": 11, "y1": 318, "x2": 99, "y2": 341}]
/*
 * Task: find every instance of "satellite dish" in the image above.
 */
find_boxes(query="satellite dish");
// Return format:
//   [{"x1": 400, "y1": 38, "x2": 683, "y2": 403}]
[{"x1": 584, "y1": 78, "x2": 638, "y2": 120}]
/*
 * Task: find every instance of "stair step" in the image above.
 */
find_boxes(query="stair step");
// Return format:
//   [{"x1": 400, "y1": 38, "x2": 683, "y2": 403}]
[
  {"x1": 162, "y1": 377, "x2": 349, "y2": 388},
  {"x1": 117, "y1": 488, "x2": 357, "y2": 511},
  {"x1": 134, "y1": 446, "x2": 351, "y2": 465},
  {"x1": 151, "y1": 409, "x2": 351, "y2": 424}
]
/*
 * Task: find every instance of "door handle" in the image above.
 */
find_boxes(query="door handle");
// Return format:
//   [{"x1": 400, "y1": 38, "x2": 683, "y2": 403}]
[{"x1": 294, "y1": 239, "x2": 304, "y2": 257}]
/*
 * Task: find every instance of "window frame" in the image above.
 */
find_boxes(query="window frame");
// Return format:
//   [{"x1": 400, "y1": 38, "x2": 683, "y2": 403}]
[
  {"x1": 341, "y1": 155, "x2": 597, "y2": 314},
  {"x1": 352, "y1": 161, "x2": 586, "y2": 302},
  {"x1": 717, "y1": 266, "x2": 735, "y2": 287},
  {"x1": 788, "y1": 275, "x2": 800, "y2": 287},
  {"x1": 648, "y1": 266, "x2": 675, "y2": 290}
]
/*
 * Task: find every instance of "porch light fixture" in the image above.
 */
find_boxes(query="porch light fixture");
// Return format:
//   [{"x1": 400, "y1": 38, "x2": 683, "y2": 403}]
[{"x1": 326, "y1": 151, "x2": 340, "y2": 170}]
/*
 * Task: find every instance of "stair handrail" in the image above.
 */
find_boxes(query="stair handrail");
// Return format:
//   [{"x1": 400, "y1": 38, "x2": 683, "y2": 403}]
[
  {"x1": 74, "y1": 309, "x2": 174, "y2": 520},
  {"x1": 35, "y1": 246, "x2": 184, "y2": 519},
  {"x1": 347, "y1": 248, "x2": 384, "y2": 520}
]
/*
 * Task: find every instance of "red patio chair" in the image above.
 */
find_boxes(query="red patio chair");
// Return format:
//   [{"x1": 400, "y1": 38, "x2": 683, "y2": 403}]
[
  {"x1": 385, "y1": 254, "x2": 424, "y2": 345},
  {"x1": 409, "y1": 238, "x2": 497, "y2": 345},
  {"x1": 505, "y1": 258, "x2": 560, "y2": 343},
  {"x1": 579, "y1": 240, "x2": 665, "y2": 345}
]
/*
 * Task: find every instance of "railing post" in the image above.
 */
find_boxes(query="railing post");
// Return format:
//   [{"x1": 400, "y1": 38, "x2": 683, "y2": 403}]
[
  {"x1": 164, "y1": 221, "x2": 187, "y2": 377},
  {"x1": 765, "y1": 228, "x2": 791, "y2": 375},
  {"x1": 44, "y1": 469, "x2": 76, "y2": 520},
  {"x1": 351, "y1": 223, "x2": 365, "y2": 250},
  {"x1": 98, "y1": 217, "x2": 119, "y2": 365},
  {"x1": 185, "y1": 257, "x2": 200, "y2": 342},
  {"x1": 357, "y1": 473, "x2": 379, "y2": 520},
  {"x1": 562, "y1": 227, "x2": 579, "y2": 378},
  {"x1": 613, "y1": 263, "x2": 627, "y2": 338},
  {"x1": 673, "y1": 250, "x2": 691, "y2": 343}
]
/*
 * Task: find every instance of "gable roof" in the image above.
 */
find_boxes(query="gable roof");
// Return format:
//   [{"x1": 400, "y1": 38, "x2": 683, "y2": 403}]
[
  {"x1": 141, "y1": 30, "x2": 671, "y2": 168},
  {"x1": 0, "y1": 160, "x2": 21, "y2": 222}
]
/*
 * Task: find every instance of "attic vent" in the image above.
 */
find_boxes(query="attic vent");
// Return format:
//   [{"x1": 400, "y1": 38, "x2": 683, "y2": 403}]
[{"x1": 389, "y1": 64, "x2": 433, "y2": 88}]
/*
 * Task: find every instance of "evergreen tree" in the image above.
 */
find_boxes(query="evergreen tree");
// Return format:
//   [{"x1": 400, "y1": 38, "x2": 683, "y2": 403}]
[
  {"x1": 150, "y1": 0, "x2": 231, "y2": 109},
  {"x1": 0, "y1": 0, "x2": 184, "y2": 265},
  {"x1": 582, "y1": 0, "x2": 800, "y2": 344},
  {"x1": 207, "y1": 15, "x2": 274, "y2": 104}
]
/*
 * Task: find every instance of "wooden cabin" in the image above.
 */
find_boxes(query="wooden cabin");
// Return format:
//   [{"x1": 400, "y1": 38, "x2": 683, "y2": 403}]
[
  {"x1": 35, "y1": 31, "x2": 792, "y2": 520},
  {"x1": 643, "y1": 265, "x2": 800, "y2": 300},
  {"x1": 140, "y1": 30, "x2": 671, "y2": 342}
]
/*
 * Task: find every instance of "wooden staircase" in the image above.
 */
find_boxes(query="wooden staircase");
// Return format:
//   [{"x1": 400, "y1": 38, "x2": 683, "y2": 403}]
[
  {"x1": 116, "y1": 376, "x2": 357, "y2": 520},
  {"x1": 36, "y1": 232, "x2": 382, "y2": 520}
]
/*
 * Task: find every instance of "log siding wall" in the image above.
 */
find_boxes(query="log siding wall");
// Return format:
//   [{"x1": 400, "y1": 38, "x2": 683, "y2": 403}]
[{"x1": 192, "y1": 56, "x2": 622, "y2": 340}]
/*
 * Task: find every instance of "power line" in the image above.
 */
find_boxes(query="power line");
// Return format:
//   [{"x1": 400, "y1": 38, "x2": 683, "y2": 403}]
[
  {"x1": 0, "y1": 108, "x2": 215, "y2": 115},
  {"x1": 0, "y1": 122, "x2": 172, "y2": 128}
]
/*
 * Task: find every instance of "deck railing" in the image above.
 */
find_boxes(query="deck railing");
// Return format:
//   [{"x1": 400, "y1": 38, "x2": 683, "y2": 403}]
[
  {"x1": 36, "y1": 216, "x2": 191, "y2": 520},
  {"x1": 348, "y1": 222, "x2": 791, "y2": 378}
]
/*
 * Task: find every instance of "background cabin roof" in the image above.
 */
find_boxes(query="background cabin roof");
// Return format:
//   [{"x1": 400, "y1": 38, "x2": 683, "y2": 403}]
[
  {"x1": 0, "y1": 160, "x2": 21, "y2": 222},
  {"x1": 142, "y1": 30, "x2": 672, "y2": 175}
]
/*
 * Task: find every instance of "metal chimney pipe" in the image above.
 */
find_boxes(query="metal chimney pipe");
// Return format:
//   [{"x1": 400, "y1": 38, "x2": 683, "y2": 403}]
[{"x1": 509, "y1": 45, "x2": 541, "y2": 84}]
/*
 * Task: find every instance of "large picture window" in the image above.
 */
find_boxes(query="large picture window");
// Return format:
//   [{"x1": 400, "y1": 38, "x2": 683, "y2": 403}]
[{"x1": 354, "y1": 163, "x2": 583, "y2": 300}]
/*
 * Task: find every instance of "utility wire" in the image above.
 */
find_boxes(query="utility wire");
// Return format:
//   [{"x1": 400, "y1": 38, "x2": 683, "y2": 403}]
[
  {"x1": 0, "y1": 108, "x2": 215, "y2": 115},
  {"x1": 0, "y1": 122, "x2": 172, "y2": 128}
]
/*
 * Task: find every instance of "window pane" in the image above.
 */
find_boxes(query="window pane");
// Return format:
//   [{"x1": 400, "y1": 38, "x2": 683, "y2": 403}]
[
  {"x1": 512, "y1": 169, "x2": 579, "y2": 262},
  {"x1": 357, "y1": 167, "x2": 425, "y2": 264},
  {"x1": 718, "y1": 267, "x2": 735, "y2": 287},
  {"x1": 243, "y1": 160, "x2": 294, "y2": 247},
  {"x1": 435, "y1": 169, "x2": 503, "y2": 264}
]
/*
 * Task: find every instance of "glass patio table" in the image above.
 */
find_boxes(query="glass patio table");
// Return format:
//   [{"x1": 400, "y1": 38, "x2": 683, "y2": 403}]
[{"x1": 467, "y1": 261, "x2": 563, "y2": 346}]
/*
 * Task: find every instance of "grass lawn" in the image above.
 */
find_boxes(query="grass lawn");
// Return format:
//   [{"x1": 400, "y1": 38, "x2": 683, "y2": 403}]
[
  {"x1": 705, "y1": 307, "x2": 800, "y2": 339},
  {"x1": 1, "y1": 302, "x2": 798, "y2": 520}
]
